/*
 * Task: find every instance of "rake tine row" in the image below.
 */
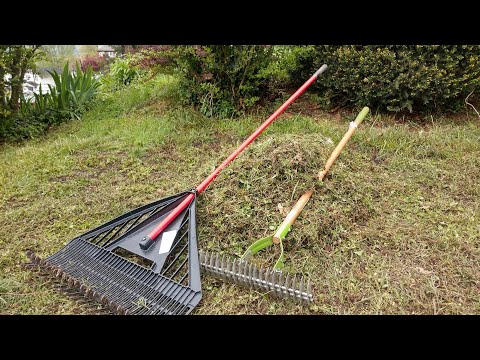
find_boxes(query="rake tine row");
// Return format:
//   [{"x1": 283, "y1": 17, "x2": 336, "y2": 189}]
[
  {"x1": 24, "y1": 261, "x2": 111, "y2": 315},
  {"x1": 26, "y1": 250, "x2": 129, "y2": 315},
  {"x1": 199, "y1": 250, "x2": 313, "y2": 302}
]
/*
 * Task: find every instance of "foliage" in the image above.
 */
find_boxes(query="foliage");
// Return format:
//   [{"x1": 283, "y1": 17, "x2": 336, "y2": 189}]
[
  {"x1": 1, "y1": 62, "x2": 100, "y2": 141},
  {"x1": 108, "y1": 57, "x2": 139, "y2": 86},
  {"x1": 283, "y1": 45, "x2": 480, "y2": 113},
  {"x1": 37, "y1": 45, "x2": 76, "y2": 73},
  {"x1": 175, "y1": 45, "x2": 274, "y2": 117},
  {"x1": 80, "y1": 54, "x2": 107, "y2": 72},
  {"x1": 78, "y1": 45, "x2": 98, "y2": 57},
  {"x1": 0, "y1": 45, "x2": 43, "y2": 115},
  {"x1": 127, "y1": 45, "x2": 176, "y2": 73}
]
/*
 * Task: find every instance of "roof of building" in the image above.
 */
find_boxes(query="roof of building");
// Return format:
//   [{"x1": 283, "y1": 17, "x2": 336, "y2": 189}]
[{"x1": 98, "y1": 45, "x2": 115, "y2": 52}]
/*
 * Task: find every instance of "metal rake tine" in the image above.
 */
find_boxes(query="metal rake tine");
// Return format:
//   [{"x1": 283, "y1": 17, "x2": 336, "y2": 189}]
[
  {"x1": 292, "y1": 274, "x2": 298, "y2": 299},
  {"x1": 214, "y1": 252, "x2": 220, "y2": 270},
  {"x1": 242, "y1": 259, "x2": 248, "y2": 281},
  {"x1": 299, "y1": 276, "x2": 305, "y2": 300},
  {"x1": 277, "y1": 271, "x2": 284, "y2": 298},
  {"x1": 220, "y1": 254, "x2": 226, "y2": 280},
  {"x1": 284, "y1": 273, "x2": 290, "y2": 297},
  {"x1": 209, "y1": 251, "x2": 215, "y2": 268},
  {"x1": 224, "y1": 256, "x2": 231, "y2": 281},
  {"x1": 232, "y1": 258, "x2": 238, "y2": 283},
  {"x1": 248, "y1": 262, "x2": 253, "y2": 287},
  {"x1": 252, "y1": 264, "x2": 259, "y2": 289}
]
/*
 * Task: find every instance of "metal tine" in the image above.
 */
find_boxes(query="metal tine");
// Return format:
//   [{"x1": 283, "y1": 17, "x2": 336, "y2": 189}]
[
  {"x1": 248, "y1": 263, "x2": 253, "y2": 287},
  {"x1": 291, "y1": 274, "x2": 297, "y2": 299},
  {"x1": 220, "y1": 255, "x2": 226, "y2": 281},
  {"x1": 284, "y1": 273, "x2": 290, "y2": 298},
  {"x1": 214, "y1": 252, "x2": 220, "y2": 270},
  {"x1": 251, "y1": 264, "x2": 258, "y2": 290},
  {"x1": 238, "y1": 258, "x2": 245, "y2": 284},
  {"x1": 307, "y1": 278, "x2": 312, "y2": 298},
  {"x1": 209, "y1": 251, "x2": 215, "y2": 268},
  {"x1": 232, "y1": 258, "x2": 238, "y2": 284},
  {"x1": 257, "y1": 264, "x2": 265, "y2": 290},
  {"x1": 203, "y1": 251, "x2": 210, "y2": 268},
  {"x1": 277, "y1": 271, "x2": 284, "y2": 298},
  {"x1": 299, "y1": 276, "x2": 305, "y2": 301},
  {"x1": 270, "y1": 270, "x2": 276, "y2": 293},
  {"x1": 227, "y1": 256, "x2": 234, "y2": 282}
]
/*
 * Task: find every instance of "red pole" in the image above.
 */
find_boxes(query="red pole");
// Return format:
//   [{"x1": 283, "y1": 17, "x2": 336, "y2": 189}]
[{"x1": 143, "y1": 65, "x2": 327, "y2": 248}]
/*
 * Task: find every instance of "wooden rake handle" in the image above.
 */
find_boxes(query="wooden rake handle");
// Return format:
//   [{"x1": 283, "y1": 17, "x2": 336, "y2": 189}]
[
  {"x1": 273, "y1": 190, "x2": 313, "y2": 244},
  {"x1": 318, "y1": 106, "x2": 369, "y2": 181},
  {"x1": 272, "y1": 106, "x2": 369, "y2": 244}
]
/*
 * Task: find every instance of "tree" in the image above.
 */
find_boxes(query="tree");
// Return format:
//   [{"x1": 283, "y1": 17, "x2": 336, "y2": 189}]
[
  {"x1": 0, "y1": 45, "x2": 43, "y2": 115},
  {"x1": 39, "y1": 45, "x2": 76, "y2": 72},
  {"x1": 78, "y1": 45, "x2": 98, "y2": 57}
]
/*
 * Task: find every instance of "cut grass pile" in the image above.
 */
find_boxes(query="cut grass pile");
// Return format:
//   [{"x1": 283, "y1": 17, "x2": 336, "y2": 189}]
[{"x1": 0, "y1": 73, "x2": 479, "y2": 314}]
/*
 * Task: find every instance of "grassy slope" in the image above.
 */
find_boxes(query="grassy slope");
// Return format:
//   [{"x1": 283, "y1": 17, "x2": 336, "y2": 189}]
[{"x1": 0, "y1": 74, "x2": 479, "y2": 314}]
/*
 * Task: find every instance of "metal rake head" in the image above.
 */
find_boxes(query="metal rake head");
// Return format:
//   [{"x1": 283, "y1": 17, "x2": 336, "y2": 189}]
[{"x1": 199, "y1": 250, "x2": 313, "y2": 302}]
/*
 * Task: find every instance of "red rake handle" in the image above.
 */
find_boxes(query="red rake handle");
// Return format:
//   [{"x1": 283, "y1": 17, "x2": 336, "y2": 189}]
[{"x1": 142, "y1": 65, "x2": 328, "y2": 248}]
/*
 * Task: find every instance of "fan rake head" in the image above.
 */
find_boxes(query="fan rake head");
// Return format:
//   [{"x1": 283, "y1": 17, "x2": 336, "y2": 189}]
[{"x1": 25, "y1": 190, "x2": 202, "y2": 315}]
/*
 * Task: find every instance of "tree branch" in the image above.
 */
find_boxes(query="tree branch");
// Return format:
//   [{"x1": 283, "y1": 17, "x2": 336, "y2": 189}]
[{"x1": 465, "y1": 89, "x2": 480, "y2": 120}]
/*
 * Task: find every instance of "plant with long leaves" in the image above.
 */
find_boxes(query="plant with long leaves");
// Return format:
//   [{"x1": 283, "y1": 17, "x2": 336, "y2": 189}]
[{"x1": 46, "y1": 61, "x2": 100, "y2": 119}]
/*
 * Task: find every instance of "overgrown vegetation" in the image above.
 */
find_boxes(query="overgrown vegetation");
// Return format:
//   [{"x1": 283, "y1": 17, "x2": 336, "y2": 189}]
[
  {"x1": 175, "y1": 45, "x2": 275, "y2": 117},
  {"x1": 2, "y1": 62, "x2": 100, "y2": 141},
  {"x1": 3, "y1": 45, "x2": 480, "y2": 143},
  {"x1": 0, "y1": 73, "x2": 479, "y2": 314},
  {"x1": 281, "y1": 45, "x2": 480, "y2": 113}
]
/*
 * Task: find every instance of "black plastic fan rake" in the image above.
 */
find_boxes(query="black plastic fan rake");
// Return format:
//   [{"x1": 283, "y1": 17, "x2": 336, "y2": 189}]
[{"x1": 26, "y1": 65, "x2": 328, "y2": 315}]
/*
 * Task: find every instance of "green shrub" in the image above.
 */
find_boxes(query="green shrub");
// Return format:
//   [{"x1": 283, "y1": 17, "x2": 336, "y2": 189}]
[
  {"x1": 284, "y1": 45, "x2": 480, "y2": 113},
  {"x1": 109, "y1": 57, "x2": 139, "y2": 86},
  {"x1": 175, "y1": 45, "x2": 274, "y2": 117},
  {"x1": 1, "y1": 61, "x2": 100, "y2": 142}
]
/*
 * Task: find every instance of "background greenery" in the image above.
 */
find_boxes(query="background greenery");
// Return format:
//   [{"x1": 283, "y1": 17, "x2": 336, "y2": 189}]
[{"x1": 2, "y1": 45, "x2": 480, "y2": 143}]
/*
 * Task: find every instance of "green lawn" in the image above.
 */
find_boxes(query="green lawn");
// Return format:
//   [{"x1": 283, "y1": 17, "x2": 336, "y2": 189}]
[{"x1": 1, "y1": 74, "x2": 479, "y2": 314}]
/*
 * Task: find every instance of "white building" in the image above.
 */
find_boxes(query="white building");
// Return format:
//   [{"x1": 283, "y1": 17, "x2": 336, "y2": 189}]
[
  {"x1": 98, "y1": 45, "x2": 116, "y2": 58},
  {"x1": 3, "y1": 71, "x2": 55, "y2": 100}
]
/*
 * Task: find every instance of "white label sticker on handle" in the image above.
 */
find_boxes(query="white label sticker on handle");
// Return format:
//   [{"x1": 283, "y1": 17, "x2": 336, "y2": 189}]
[{"x1": 159, "y1": 231, "x2": 177, "y2": 254}]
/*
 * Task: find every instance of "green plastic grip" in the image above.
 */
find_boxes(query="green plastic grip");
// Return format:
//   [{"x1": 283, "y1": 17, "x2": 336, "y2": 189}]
[
  {"x1": 275, "y1": 223, "x2": 291, "y2": 242},
  {"x1": 354, "y1": 106, "x2": 370, "y2": 126}
]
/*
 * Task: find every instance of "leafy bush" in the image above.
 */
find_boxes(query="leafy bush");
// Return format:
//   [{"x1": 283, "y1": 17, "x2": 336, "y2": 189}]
[
  {"x1": 80, "y1": 54, "x2": 107, "y2": 72},
  {"x1": 1, "y1": 62, "x2": 100, "y2": 142},
  {"x1": 109, "y1": 57, "x2": 139, "y2": 86},
  {"x1": 283, "y1": 45, "x2": 480, "y2": 113},
  {"x1": 175, "y1": 45, "x2": 274, "y2": 117},
  {"x1": 127, "y1": 45, "x2": 175, "y2": 73},
  {"x1": 43, "y1": 61, "x2": 100, "y2": 119}
]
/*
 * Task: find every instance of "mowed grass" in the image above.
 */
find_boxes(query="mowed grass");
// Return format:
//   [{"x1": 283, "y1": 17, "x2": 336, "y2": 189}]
[{"x1": 0, "y1": 74, "x2": 479, "y2": 314}]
